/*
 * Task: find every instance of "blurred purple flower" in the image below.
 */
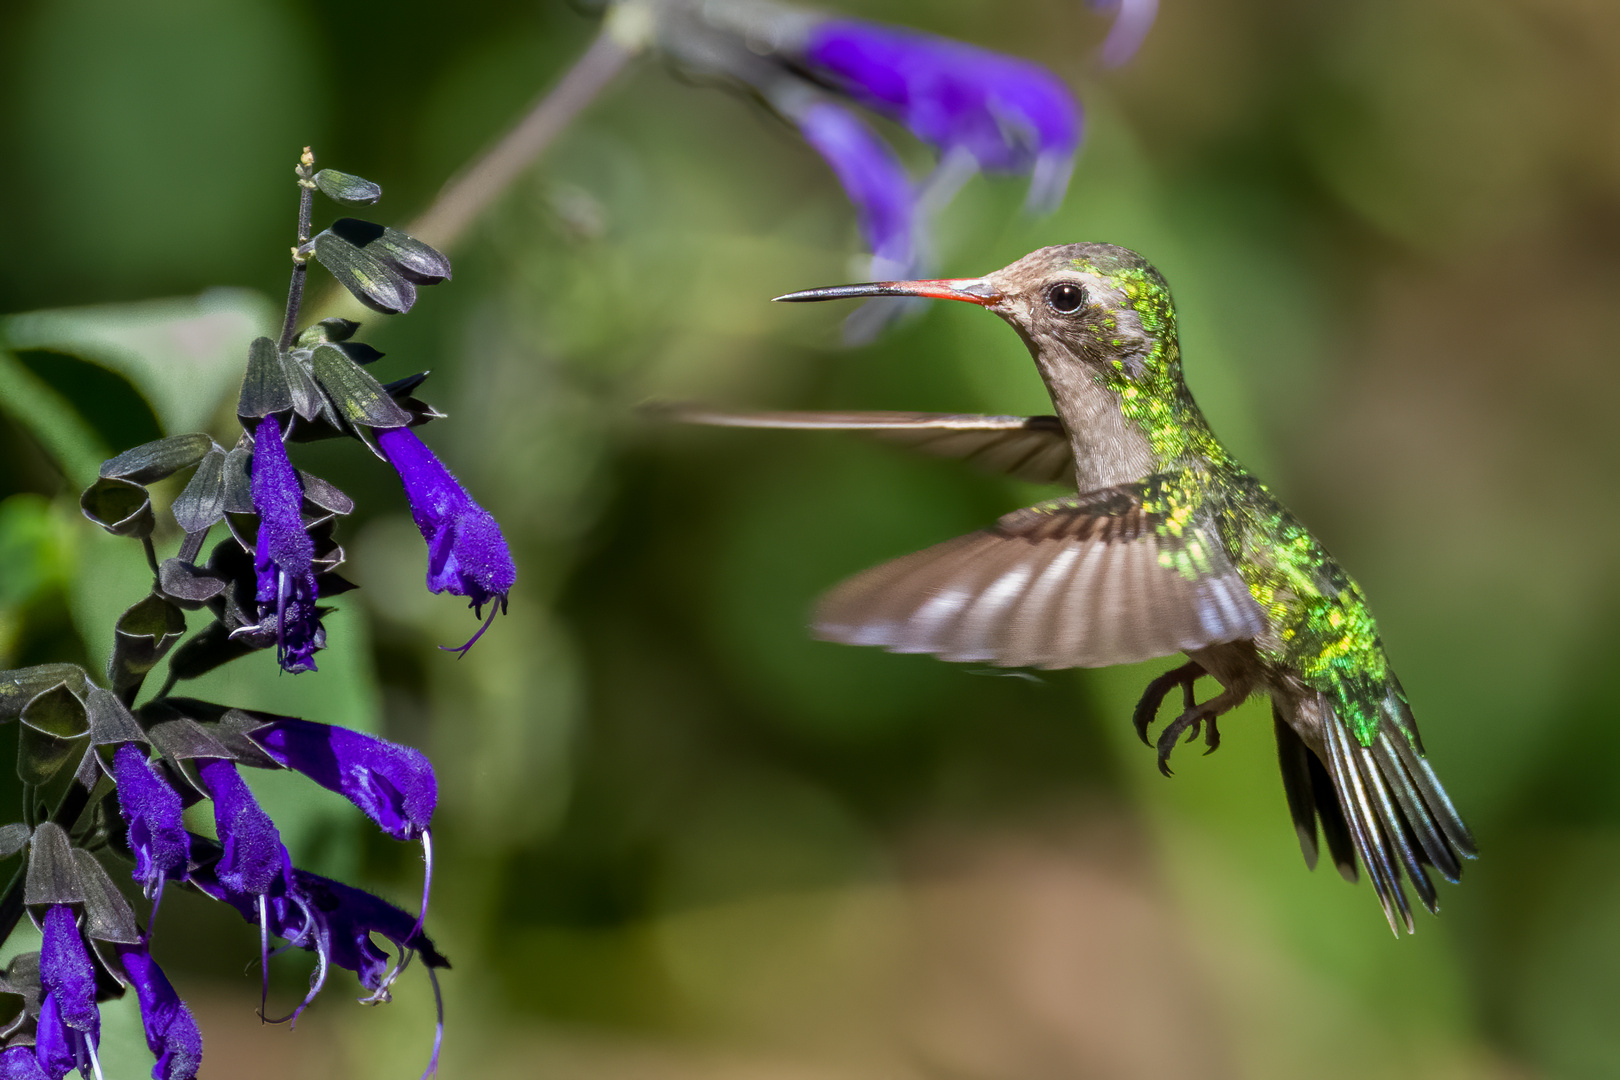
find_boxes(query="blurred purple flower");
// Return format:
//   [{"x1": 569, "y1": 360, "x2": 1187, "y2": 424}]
[
  {"x1": 115, "y1": 943, "x2": 203, "y2": 1080},
  {"x1": 32, "y1": 995, "x2": 79, "y2": 1080},
  {"x1": 112, "y1": 744, "x2": 190, "y2": 903},
  {"x1": 800, "y1": 20, "x2": 1081, "y2": 210},
  {"x1": 376, "y1": 427, "x2": 515, "y2": 653},
  {"x1": 1090, "y1": 0, "x2": 1159, "y2": 67},
  {"x1": 247, "y1": 415, "x2": 321, "y2": 673},
  {"x1": 796, "y1": 103, "x2": 915, "y2": 277}
]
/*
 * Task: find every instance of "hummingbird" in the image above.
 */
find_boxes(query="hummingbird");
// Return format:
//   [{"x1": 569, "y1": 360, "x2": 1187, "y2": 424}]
[{"x1": 678, "y1": 243, "x2": 1476, "y2": 933}]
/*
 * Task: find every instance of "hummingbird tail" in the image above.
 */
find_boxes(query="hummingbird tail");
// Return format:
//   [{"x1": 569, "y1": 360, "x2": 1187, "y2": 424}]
[{"x1": 1283, "y1": 692, "x2": 1476, "y2": 936}]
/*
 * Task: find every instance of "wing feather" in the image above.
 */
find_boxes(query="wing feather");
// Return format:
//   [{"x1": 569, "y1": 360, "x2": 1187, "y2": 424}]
[
  {"x1": 668, "y1": 408, "x2": 1076, "y2": 484},
  {"x1": 813, "y1": 481, "x2": 1267, "y2": 670}
]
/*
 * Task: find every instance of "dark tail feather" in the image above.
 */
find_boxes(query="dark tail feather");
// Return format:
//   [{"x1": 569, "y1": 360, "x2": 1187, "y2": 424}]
[
  {"x1": 1372, "y1": 735, "x2": 1461, "y2": 883},
  {"x1": 1308, "y1": 750, "x2": 1358, "y2": 882},
  {"x1": 1381, "y1": 692, "x2": 1478, "y2": 859},
  {"x1": 1273, "y1": 705, "x2": 1320, "y2": 870},
  {"x1": 1321, "y1": 715, "x2": 1413, "y2": 935},
  {"x1": 1351, "y1": 743, "x2": 1439, "y2": 915}
]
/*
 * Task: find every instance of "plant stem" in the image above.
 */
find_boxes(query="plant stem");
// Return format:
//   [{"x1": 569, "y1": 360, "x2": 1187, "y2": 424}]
[
  {"x1": 405, "y1": 23, "x2": 639, "y2": 251},
  {"x1": 278, "y1": 147, "x2": 318, "y2": 350}
]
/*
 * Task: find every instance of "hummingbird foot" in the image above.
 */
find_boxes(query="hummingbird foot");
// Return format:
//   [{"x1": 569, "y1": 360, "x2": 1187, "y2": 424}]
[{"x1": 1132, "y1": 661, "x2": 1205, "y2": 747}]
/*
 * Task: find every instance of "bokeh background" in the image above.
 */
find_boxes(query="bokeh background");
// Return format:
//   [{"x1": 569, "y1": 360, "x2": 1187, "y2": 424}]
[{"x1": 3, "y1": 0, "x2": 1620, "y2": 1076}]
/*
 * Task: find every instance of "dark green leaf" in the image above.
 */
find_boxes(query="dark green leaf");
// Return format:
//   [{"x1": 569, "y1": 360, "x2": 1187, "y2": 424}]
[
  {"x1": 312, "y1": 228, "x2": 415, "y2": 315},
  {"x1": 238, "y1": 336, "x2": 293, "y2": 419},
  {"x1": 79, "y1": 477, "x2": 153, "y2": 538},
  {"x1": 295, "y1": 318, "x2": 361, "y2": 347},
  {"x1": 222, "y1": 446, "x2": 253, "y2": 513},
  {"x1": 24, "y1": 823, "x2": 83, "y2": 907},
  {"x1": 156, "y1": 557, "x2": 227, "y2": 608},
  {"x1": 144, "y1": 716, "x2": 230, "y2": 762},
  {"x1": 107, "y1": 594, "x2": 186, "y2": 695},
  {"x1": 0, "y1": 823, "x2": 30, "y2": 860},
  {"x1": 335, "y1": 341, "x2": 384, "y2": 365},
  {"x1": 310, "y1": 344, "x2": 412, "y2": 428},
  {"x1": 0, "y1": 665, "x2": 88, "y2": 720},
  {"x1": 85, "y1": 687, "x2": 145, "y2": 746},
  {"x1": 155, "y1": 699, "x2": 281, "y2": 770},
  {"x1": 297, "y1": 470, "x2": 354, "y2": 516},
  {"x1": 281, "y1": 351, "x2": 328, "y2": 423},
  {"x1": 369, "y1": 224, "x2": 452, "y2": 284},
  {"x1": 72, "y1": 849, "x2": 140, "y2": 944},
  {"x1": 19, "y1": 684, "x2": 88, "y2": 786},
  {"x1": 98, "y1": 432, "x2": 212, "y2": 485},
  {"x1": 0, "y1": 952, "x2": 41, "y2": 1011},
  {"x1": 171, "y1": 448, "x2": 226, "y2": 533},
  {"x1": 314, "y1": 169, "x2": 383, "y2": 205},
  {"x1": 162, "y1": 621, "x2": 258, "y2": 683}
]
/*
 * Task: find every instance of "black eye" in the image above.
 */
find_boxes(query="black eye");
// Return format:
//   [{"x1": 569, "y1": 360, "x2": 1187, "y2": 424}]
[{"x1": 1045, "y1": 282, "x2": 1086, "y2": 313}]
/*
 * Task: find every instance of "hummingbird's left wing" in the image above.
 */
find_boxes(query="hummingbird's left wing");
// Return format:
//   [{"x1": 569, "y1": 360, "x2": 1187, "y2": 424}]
[
  {"x1": 813, "y1": 478, "x2": 1267, "y2": 669},
  {"x1": 667, "y1": 408, "x2": 1075, "y2": 485}
]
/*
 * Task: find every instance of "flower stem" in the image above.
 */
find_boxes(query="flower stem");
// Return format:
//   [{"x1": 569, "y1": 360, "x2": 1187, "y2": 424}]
[
  {"x1": 277, "y1": 147, "x2": 318, "y2": 350},
  {"x1": 404, "y1": 20, "x2": 639, "y2": 251}
]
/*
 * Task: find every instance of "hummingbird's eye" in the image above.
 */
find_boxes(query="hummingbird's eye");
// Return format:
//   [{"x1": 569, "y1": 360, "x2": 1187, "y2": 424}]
[{"x1": 1045, "y1": 282, "x2": 1086, "y2": 314}]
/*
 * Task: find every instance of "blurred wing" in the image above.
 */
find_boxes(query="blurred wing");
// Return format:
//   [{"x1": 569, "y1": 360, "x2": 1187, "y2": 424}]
[
  {"x1": 813, "y1": 480, "x2": 1267, "y2": 669},
  {"x1": 671, "y1": 407, "x2": 1075, "y2": 485}
]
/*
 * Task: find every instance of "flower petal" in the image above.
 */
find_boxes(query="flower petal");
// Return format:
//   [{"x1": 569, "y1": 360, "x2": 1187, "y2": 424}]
[
  {"x1": 247, "y1": 719, "x2": 436, "y2": 842},
  {"x1": 112, "y1": 744, "x2": 190, "y2": 898},
  {"x1": 250, "y1": 415, "x2": 321, "y2": 673},
  {"x1": 39, "y1": 908, "x2": 96, "y2": 1032},
  {"x1": 196, "y1": 759, "x2": 289, "y2": 897},
  {"x1": 115, "y1": 943, "x2": 203, "y2": 1080},
  {"x1": 796, "y1": 103, "x2": 916, "y2": 276}
]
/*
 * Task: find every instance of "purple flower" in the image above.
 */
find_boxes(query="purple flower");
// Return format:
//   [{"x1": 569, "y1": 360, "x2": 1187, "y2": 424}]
[
  {"x1": 248, "y1": 414, "x2": 321, "y2": 673},
  {"x1": 188, "y1": 851, "x2": 446, "y2": 1076},
  {"x1": 195, "y1": 759, "x2": 290, "y2": 898},
  {"x1": 247, "y1": 719, "x2": 435, "y2": 842},
  {"x1": 0, "y1": 1047, "x2": 47, "y2": 1080},
  {"x1": 37, "y1": 908, "x2": 99, "y2": 1080},
  {"x1": 800, "y1": 20, "x2": 1081, "y2": 210},
  {"x1": 112, "y1": 744, "x2": 190, "y2": 903},
  {"x1": 1090, "y1": 0, "x2": 1159, "y2": 67},
  {"x1": 376, "y1": 426, "x2": 515, "y2": 652},
  {"x1": 115, "y1": 943, "x2": 203, "y2": 1080},
  {"x1": 796, "y1": 103, "x2": 915, "y2": 277},
  {"x1": 39, "y1": 909, "x2": 95, "y2": 1034}
]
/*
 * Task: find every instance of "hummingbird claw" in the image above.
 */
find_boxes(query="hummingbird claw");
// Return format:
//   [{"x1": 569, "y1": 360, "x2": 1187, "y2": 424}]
[
  {"x1": 1139, "y1": 662, "x2": 1240, "y2": 777},
  {"x1": 1132, "y1": 661, "x2": 1204, "y2": 747}
]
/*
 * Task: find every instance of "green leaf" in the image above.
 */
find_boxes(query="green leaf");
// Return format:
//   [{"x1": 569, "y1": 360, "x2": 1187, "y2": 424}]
[
  {"x1": 311, "y1": 229, "x2": 415, "y2": 315},
  {"x1": 370, "y1": 224, "x2": 452, "y2": 284},
  {"x1": 85, "y1": 687, "x2": 145, "y2": 746},
  {"x1": 294, "y1": 317, "x2": 360, "y2": 347},
  {"x1": 0, "y1": 824, "x2": 31, "y2": 861},
  {"x1": 314, "y1": 168, "x2": 382, "y2": 205},
  {"x1": 221, "y1": 447, "x2": 253, "y2": 513},
  {"x1": 107, "y1": 594, "x2": 186, "y2": 695},
  {"x1": 310, "y1": 344, "x2": 412, "y2": 428},
  {"x1": 0, "y1": 347, "x2": 106, "y2": 489},
  {"x1": 171, "y1": 448, "x2": 226, "y2": 533},
  {"x1": 1, "y1": 290, "x2": 276, "y2": 436},
  {"x1": 0, "y1": 665, "x2": 88, "y2": 720},
  {"x1": 24, "y1": 823, "x2": 83, "y2": 906},
  {"x1": 98, "y1": 432, "x2": 212, "y2": 485},
  {"x1": 156, "y1": 557, "x2": 227, "y2": 608},
  {"x1": 72, "y1": 849, "x2": 140, "y2": 943},
  {"x1": 237, "y1": 336, "x2": 292, "y2": 419},
  {"x1": 18, "y1": 683, "x2": 88, "y2": 786},
  {"x1": 79, "y1": 477, "x2": 154, "y2": 539}
]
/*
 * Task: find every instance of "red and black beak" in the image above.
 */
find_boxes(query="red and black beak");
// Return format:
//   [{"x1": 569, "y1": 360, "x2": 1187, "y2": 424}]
[{"x1": 773, "y1": 278, "x2": 1002, "y2": 306}]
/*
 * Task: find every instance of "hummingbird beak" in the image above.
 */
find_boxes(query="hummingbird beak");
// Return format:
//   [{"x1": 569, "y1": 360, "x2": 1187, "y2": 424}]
[{"x1": 772, "y1": 278, "x2": 1003, "y2": 306}]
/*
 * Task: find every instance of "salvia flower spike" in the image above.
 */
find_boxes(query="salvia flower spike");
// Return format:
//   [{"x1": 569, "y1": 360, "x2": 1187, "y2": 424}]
[{"x1": 244, "y1": 415, "x2": 321, "y2": 672}]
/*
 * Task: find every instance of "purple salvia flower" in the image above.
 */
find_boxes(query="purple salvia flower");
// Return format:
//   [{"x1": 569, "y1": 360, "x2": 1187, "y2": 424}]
[
  {"x1": 1090, "y1": 0, "x2": 1159, "y2": 67},
  {"x1": 195, "y1": 759, "x2": 289, "y2": 898},
  {"x1": 188, "y1": 852, "x2": 446, "y2": 1077},
  {"x1": 800, "y1": 21, "x2": 1081, "y2": 210},
  {"x1": 39, "y1": 909, "x2": 95, "y2": 1033},
  {"x1": 796, "y1": 102, "x2": 915, "y2": 278},
  {"x1": 115, "y1": 943, "x2": 203, "y2": 1080},
  {"x1": 32, "y1": 995, "x2": 75, "y2": 1080},
  {"x1": 112, "y1": 744, "x2": 190, "y2": 904},
  {"x1": 375, "y1": 426, "x2": 515, "y2": 653},
  {"x1": 0, "y1": 1046, "x2": 47, "y2": 1080},
  {"x1": 249, "y1": 414, "x2": 320, "y2": 673},
  {"x1": 247, "y1": 717, "x2": 438, "y2": 940}
]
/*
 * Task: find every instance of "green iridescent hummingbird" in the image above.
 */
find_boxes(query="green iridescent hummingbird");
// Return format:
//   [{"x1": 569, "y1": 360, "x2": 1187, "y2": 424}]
[{"x1": 683, "y1": 243, "x2": 1476, "y2": 933}]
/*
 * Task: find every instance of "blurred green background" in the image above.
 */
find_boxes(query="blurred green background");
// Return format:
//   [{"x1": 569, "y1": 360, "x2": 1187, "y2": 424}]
[{"x1": 3, "y1": 0, "x2": 1619, "y2": 1076}]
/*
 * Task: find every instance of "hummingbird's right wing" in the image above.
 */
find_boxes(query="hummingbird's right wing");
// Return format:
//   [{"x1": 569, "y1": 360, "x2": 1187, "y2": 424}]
[
  {"x1": 668, "y1": 408, "x2": 1076, "y2": 485},
  {"x1": 813, "y1": 478, "x2": 1267, "y2": 669}
]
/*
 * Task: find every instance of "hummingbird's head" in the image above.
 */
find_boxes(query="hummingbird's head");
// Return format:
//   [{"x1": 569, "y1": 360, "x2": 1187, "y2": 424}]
[{"x1": 775, "y1": 243, "x2": 1179, "y2": 382}]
